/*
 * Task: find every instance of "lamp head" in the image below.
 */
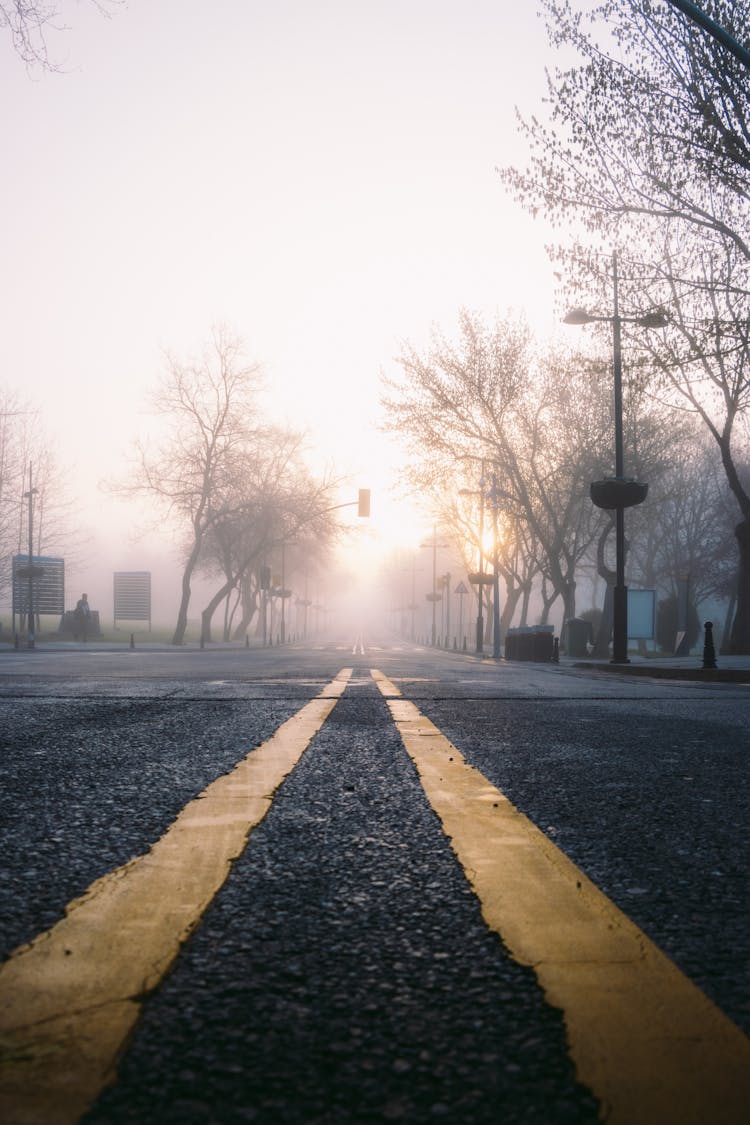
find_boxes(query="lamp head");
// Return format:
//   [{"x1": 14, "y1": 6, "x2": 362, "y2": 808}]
[{"x1": 563, "y1": 308, "x2": 597, "y2": 325}]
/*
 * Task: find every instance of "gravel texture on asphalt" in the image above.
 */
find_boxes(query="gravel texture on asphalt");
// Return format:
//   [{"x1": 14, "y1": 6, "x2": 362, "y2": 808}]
[
  {"x1": 86, "y1": 678, "x2": 601, "y2": 1124},
  {"x1": 0, "y1": 695, "x2": 304, "y2": 959},
  {"x1": 414, "y1": 693, "x2": 750, "y2": 1036}
]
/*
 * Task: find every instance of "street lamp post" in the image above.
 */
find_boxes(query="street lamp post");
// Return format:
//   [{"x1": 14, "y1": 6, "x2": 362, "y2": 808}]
[
  {"x1": 444, "y1": 570, "x2": 451, "y2": 648},
  {"x1": 564, "y1": 251, "x2": 668, "y2": 663},
  {"x1": 461, "y1": 468, "x2": 508, "y2": 659},
  {"x1": 22, "y1": 464, "x2": 39, "y2": 650},
  {"x1": 420, "y1": 526, "x2": 449, "y2": 646},
  {"x1": 476, "y1": 482, "x2": 485, "y2": 654},
  {"x1": 281, "y1": 538, "x2": 288, "y2": 644},
  {"x1": 491, "y1": 473, "x2": 502, "y2": 659}
]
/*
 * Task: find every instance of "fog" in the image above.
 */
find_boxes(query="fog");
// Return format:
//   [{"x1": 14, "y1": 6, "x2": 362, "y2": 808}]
[{"x1": 0, "y1": 1, "x2": 569, "y2": 637}]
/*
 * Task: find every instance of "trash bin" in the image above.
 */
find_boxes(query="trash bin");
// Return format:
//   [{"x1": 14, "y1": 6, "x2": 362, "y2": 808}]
[
  {"x1": 505, "y1": 625, "x2": 555, "y2": 661},
  {"x1": 564, "y1": 617, "x2": 591, "y2": 657},
  {"x1": 505, "y1": 628, "x2": 519, "y2": 660},
  {"x1": 533, "y1": 624, "x2": 554, "y2": 661}
]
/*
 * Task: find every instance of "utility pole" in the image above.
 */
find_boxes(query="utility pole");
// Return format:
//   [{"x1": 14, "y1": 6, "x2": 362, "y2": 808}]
[{"x1": 22, "y1": 464, "x2": 39, "y2": 650}]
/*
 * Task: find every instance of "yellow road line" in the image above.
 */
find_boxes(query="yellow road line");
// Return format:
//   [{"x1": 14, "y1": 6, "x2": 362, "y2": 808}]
[
  {"x1": 371, "y1": 669, "x2": 750, "y2": 1125},
  {"x1": 0, "y1": 669, "x2": 352, "y2": 1125}
]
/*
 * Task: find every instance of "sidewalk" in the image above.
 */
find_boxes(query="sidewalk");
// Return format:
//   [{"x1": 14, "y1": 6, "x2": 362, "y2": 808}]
[
  {"x1": 568, "y1": 652, "x2": 750, "y2": 683},
  {"x1": 0, "y1": 637, "x2": 264, "y2": 654}
]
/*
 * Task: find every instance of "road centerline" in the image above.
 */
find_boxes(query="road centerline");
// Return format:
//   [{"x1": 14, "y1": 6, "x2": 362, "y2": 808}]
[
  {"x1": 371, "y1": 668, "x2": 750, "y2": 1125},
  {"x1": 0, "y1": 669, "x2": 352, "y2": 1125}
]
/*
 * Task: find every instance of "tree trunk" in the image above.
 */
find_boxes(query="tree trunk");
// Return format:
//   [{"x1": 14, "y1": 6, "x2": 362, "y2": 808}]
[
  {"x1": 593, "y1": 521, "x2": 616, "y2": 659},
  {"x1": 562, "y1": 578, "x2": 576, "y2": 624},
  {"x1": 593, "y1": 582, "x2": 614, "y2": 658},
  {"x1": 539, "y1": 585, "x2": 556, "y2": 625},
  {"x1": 499, "y1": 584, "x2": 522, "y2": 641},
  {"x1": 721, "y1": 592, "x2": 736, "y2": 655},
  {"x1": 172, "y1": 538, "x2": 203, "y2": 645},
  {"x1": 519, "y1": 584, "x2": 531, "y2": 626},
  {"x1": 730, "y1": 519, "x2": 750, "y2": 654},
  {"x1": 232, "y1": 578, "x2": 259, "y2": 639},
  {"x1": 200, "y1": 579, "x2": 238, "y2": 644}
]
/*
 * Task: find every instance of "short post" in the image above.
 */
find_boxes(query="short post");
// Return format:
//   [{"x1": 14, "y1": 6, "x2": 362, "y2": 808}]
[
  {"x1": 130, "y1": 633, "x2": 135, "y2": 650},
  {"x1": 702, "y1": 621, "x2": 717, "y2": 670},
  {"x1": 245, "y1": 633, "x2": 249, "y2": 648},
  {"x1": 553, "y1": 636, "x2": 560, "y2": 664}
]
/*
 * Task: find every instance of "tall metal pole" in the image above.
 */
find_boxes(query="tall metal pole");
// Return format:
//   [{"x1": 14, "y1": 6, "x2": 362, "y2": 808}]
[
  {"x1": 23, "y1": 464, "x2": 37, "y2": 650},
  {"x1": 431, "y1": 524, "x2": 437, "y2": 647},
  {"x1": 611, "y1": 252, "x2": 629, "y2": 664},
  {"x1": 445, "y1": 571, "x2": 451, "y2": 648},
  {"x1": 303, "y1": 569, "x2": 309, "y2": 641},
  {"x1": 476, "y1": 463, "x2": 485, "y2": 654},
  {"x1": 492, "y1": 473, "x2": 501, "y2": 659},
  {"x1": 280, "y1": 539, "x2": 286, "y2": 644}
]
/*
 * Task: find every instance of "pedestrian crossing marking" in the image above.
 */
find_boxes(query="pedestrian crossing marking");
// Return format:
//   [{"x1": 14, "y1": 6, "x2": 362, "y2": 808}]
[
  {"x1": 371, "y1": 668, "x2": 750, "y2": 1125},
  {"x1": 0, "y1": 670, "x2": 352, "y2": 1125}
]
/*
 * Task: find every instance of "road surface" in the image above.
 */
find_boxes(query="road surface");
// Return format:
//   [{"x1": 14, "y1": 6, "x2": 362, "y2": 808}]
[{"x1": 0, "y1": 638, "x2": 748, "y2": 1124}]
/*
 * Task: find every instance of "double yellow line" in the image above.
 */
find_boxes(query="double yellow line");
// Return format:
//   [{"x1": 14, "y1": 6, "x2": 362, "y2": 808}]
[
  {"x1": 1, "y1": 669, "x2": 748, "y2": 1124},
  {"x1": 373, "y1": 671, "x2": 750, "y2": 1125}
]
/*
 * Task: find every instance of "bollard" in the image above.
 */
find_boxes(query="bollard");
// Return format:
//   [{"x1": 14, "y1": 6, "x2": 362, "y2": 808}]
[
  {"x1": 245, "y1": 633, "x2": 249, "y2": 648},
  {"x1": 553, "y1": 637, "x2": 560, "y2": 663},
  {"x1": 130, "y1": 633, "x2": 135, "y2": 650},
  {"x1": 702, "y1": 621, "x2": 717, "y2": 670}
]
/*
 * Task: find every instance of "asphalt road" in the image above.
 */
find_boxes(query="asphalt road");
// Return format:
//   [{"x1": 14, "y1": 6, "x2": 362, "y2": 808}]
[{"x1": 0, "y1": 638, "x2": 748, "y2": 1124}]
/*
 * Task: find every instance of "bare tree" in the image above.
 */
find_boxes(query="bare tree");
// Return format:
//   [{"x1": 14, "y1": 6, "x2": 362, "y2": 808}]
[
  {"x1": 1, "y1": 1, "x2": 121, "y2": 69},
  {"x1": 382, "y1": 311, "x2": 615, "y2": 627},
  {"x1": 195, "y1": 429, "x2": 341, "y2": 643},
  {"x1": 124, "y1": 327, "x2": 263, "y2": 645},
  {"x1": 502, "y1": 1, "x2": 749, "y2": 258}
]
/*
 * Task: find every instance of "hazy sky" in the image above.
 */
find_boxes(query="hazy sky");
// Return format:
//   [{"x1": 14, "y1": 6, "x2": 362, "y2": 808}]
[{"x1": 1, "y1": 0, "x2": 569, "y2": 617}]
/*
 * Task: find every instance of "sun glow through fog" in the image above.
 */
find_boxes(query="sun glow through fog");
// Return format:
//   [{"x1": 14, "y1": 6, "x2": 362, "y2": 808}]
[{"x1": 0, "y1": 2, "x2": 560, "y2": 624}]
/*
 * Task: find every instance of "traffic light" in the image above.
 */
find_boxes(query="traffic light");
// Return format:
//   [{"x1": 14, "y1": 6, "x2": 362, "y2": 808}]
[{"x1": 358, "y1": 488, "x2": 371, "y2": 517}]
